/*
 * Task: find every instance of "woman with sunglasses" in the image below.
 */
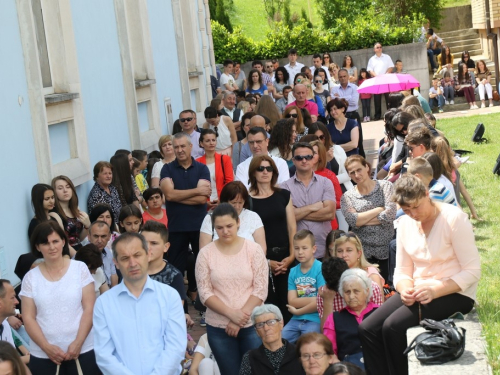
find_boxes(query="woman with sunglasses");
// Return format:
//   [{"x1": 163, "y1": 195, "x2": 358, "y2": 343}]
[
  {"x1": 326, "y1": 98, "x2": 359, "y2": 156},
  {"x1": 341, "y1": 155, "x2": 397, "y2": 282},
  {"x1": 313, "y1": 71, "x2": 331, "y2": 111},
  {"x1": 322, "y1": 53, "x2": 332, "y2": 67},
  {"x1": 269, "y1": 119, "x2": 298, "y2": 168},
  {"x1": 203, "y1": 106, "x2": 238, "y2": 156},
  {"x1": 249, "y1": 155, "x2": 296, "y2": 323},
  {"x1": 283, "y1": 106, "x2": 308, "y2": 141}
]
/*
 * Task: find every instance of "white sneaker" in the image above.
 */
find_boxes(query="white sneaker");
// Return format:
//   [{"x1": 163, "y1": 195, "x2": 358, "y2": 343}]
[
  {"x1": 473, "y1": 104, "x2": 479, "y2": 109},
  {"x1": 490, "y1": 103, "x2": 494, "y2": 107},
  {"x1": 450, "y1": 100, "x2": 454, "y2": 105},
  {"x1": 445, "y1": 100, "x2": 449, "y2": 105},
  {"x1": 481, "y1": 103, "x2": 486, "y2": 108}
]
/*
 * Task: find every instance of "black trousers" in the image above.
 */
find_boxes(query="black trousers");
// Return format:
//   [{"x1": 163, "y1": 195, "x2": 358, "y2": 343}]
[
  {"x1": 373, "y1": 93, "x2": 390, "y2": 120},
  {"x1": 168, "y1": 231, "x2": 200, "y2": 291},
  {"x1": 266, "y1": 271, "x2": 291, "y2": 324},
  {"x1": 29, "y1": 350, "x2": 101, "y2": 375},
  {"x1": 359, "y1": 292, "x2": 474, "y2": 375},
  {"x1": 345, "y1": 110, "x2": 365, "y2": 158}
]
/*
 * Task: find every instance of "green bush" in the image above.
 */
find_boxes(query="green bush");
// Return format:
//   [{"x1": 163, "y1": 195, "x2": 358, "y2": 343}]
[{"x1": 211, "y1": 17, "x2": 421, "y2": 63}]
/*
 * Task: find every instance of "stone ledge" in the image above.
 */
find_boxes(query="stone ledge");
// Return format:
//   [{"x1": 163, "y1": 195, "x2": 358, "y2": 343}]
[
  {"x1": 45, "y1": 92, "x2": 79, "y2": 105},
  {"x1": 135, "y1": 79, "x2": 156, "y2": 88},
  {"x1": 407, "y1": 311, "x2": 492, "y2": 375},
  {"x1": 188, "y1": 71, "x2": 203, "y2": 77}
]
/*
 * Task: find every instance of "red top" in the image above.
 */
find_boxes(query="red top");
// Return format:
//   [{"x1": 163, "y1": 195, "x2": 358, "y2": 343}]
[
  {"x1": 315, "y1": 168, "x2": 342, "y2": 230},
  {"x1": 196, "y1": 153, "x2": 234, "y2": 199},
  {"x1": 142, "y1": 209, "x2": 168, "y2": 228},
  {"x1": 286, "y1": 100, "x2": 319, "y2": 116},
  {"x1": 358, "y1": 79, "x2": 372, "y2": 99}
]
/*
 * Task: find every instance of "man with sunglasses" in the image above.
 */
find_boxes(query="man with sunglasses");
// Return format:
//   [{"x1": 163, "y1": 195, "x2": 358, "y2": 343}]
[
  {"x1": 367, "y1": 42, "x2": 394, "y2": 121},
  {"x1": 235, "y1": 127, "x2": 290, "y2": 190},
  {"x1": 179, "y1": 110, "x2": 204, "y2": 159},
  {"x1": 281, "y1": 143, "x2": 335, "y2": 260}
]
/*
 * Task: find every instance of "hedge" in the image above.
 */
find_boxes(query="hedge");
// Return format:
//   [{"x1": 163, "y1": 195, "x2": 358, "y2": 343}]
[{"x1": 211, "y1": 17, "x2": 422, "y2": 63}]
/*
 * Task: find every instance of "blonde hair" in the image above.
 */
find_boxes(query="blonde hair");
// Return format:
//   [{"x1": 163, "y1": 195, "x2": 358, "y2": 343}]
[
  {"x1": 237, "y1": 101, "x2": 250, "y2": 112},
  {"x1": 301, "y1": 79, "x2": 315, "y2": 100},
  {"x1": 334, "y1": 234, "x2": 379, "y2": 271},
  {"x1": 431, "y1": 136, "x2": 457, "y2": 176},
  {"x1": 158, "y1": 135, "x2": 173, "y2": 157}
]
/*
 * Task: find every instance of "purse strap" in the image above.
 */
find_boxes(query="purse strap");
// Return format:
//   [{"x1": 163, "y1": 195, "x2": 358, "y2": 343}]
[{"x1": 56, "y1": 359, "x2": 83, "y2": 375}]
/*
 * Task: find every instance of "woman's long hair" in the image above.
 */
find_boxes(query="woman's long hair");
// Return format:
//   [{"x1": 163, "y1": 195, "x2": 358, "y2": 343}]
[
  {"x1": 255, "y1": 95, "x2": 281, "y2": 130},
  {"x1": 31, "y1": 184, "x2": 53, "y2": 221},
  {"x1": 440, "y1": 46, "x2": 452, "y2": 66},
  {"x1": 51, "y1": 175, "x2": 80, "y2": 220},
  {"x1": 457, "y1": 62, "x2": 470, "y2": 83},
  {"x1": 110, "y1": 153, "x2": 134, "y2": 205},
  {"x1": 269, "y1": 118, "x2": 295, "y2": 159}
]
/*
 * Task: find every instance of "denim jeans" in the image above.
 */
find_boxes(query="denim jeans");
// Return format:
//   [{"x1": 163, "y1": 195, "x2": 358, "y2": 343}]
[
  {"x1": 282, "y1": 319, "x2": 321, "y2": 343},
  {"x1": 428, "y1": 95, "x2": 445, "y2": 109},
  {"x1": 207, "y1": 325, "x2": 261, "y2": 375},
  {"x1": 443, "y1": 85, "x2": 455, "y2": 101},
  {"x1": 427, "y1": 48, "x2": 441, "y2": 69}
]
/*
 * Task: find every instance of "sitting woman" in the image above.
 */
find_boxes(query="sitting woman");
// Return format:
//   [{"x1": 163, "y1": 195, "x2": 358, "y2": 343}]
[
  {"x1": 269, "y1": 118, "x2": 298, "y2": 168},
  {"x1": 141, "y1": 187, "x2": 168, "y2": 227},
  {"x1": 28, "y1": 184, "x2": 65, "y2": 240},
  {"x1": 196, "y1": 129, "x2": 234, "y2": 210},
  {"x1": 196, "y1": 203, "x2": 268, "y2": 375},
  {"x1": 239, "y1": 304, "x2": 304, "y2": 375},
  {"x1": 475, "y1": 59, "x2": 494, "y2": 108},
  {"x1": 151, "y1": 135, "x2": 175, "y2": 188},
  {"x1": 326, "y1": 99, "x2": 359, "y2": 156},
  {"x1": 436, "y1": 45, "x2": 453, "y2": 78},
  {"x1": 359, "y1": 175, "x2": 481, "y2": 375},
  {"x1": 296, "y1": 332, "x2": 337, "y2": 375},
  {"x1": 189, "y1": 333, "x2": 220, "y2": 375},
  {"x1": 284, "y1": 105, "x2": 307, "y2": 141},
  {"x1": 323, "y1": 268, "x2": 379, "y2": 370},
  {"x1": 455, "y1": 62, "x2": 478, "y2": 110},
  {"x1": 246, "y1": 69, "x2": 269, "y2": 96},
  {"x1": 199, "y1": 181, "x2": 266, "y2": 251}
]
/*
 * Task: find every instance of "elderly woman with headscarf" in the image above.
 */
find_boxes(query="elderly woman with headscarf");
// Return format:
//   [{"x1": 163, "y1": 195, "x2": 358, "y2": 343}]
[
  {"x1": 323, "y1": 268, "x2": 378, "y2": 370},
  {"x1": 239, "y1": 304, "x2": 305, "y2": 375}
]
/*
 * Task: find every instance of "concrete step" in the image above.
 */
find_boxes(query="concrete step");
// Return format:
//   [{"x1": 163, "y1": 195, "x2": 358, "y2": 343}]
[
  {"x1": 446, "y1": 37, "x2": 480, "y2": 48},
  {"x1": 439, "y1": 28, "x2": 479, "y2": 38},
  {"x1": 442, "y1": 33, "x2": 480, "y2": 44},
  {"x1": 449, "y1": 44, "x2": 482, "y2": 55},
  {"x1": 430, "y1": 93, "x2": 497, "y2": 114}
]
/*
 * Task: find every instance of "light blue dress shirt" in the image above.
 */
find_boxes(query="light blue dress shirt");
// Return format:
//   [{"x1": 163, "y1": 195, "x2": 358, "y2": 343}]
[{"x1": 93, "y1": 277, "x2": 187, "y2": 375}]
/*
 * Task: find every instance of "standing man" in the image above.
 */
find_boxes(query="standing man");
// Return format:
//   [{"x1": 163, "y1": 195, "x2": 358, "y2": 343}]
[
  {"x1": 235, "y1": 127, "x2": 290, "y2": 189},
  {"x1": 281, "y1": 143, "x2": 335, "y2": 260},
  {"x1": 160, "y1": 133, "x2": 210, "y2": 296},
  {"x1": 220, "y1": 91, "x2": 242, "y2": 133},
  {"x1": 310, "y1": 53, "x2": 331, "y2": 81},
  {"x1": 286, "y1": 84, "x2": 319, "y2": 122},
  {"x1": 367, "y1": 42, "x2": 394, "y2": 121},
  {"x1": 284, "y1": 48, "x2": 304, "y2": 85},
  {"x1": 88, "y1": 221, "x2": 118, "y2": 288},
  {"x1": 93, "y1": 233, "x2": 187, "y2": 375},
  {"x1": 220, "y1": 59, "x2": 239, "y2": 91},
  {"x1": 331, "y1": 69, "x2": 364, "y2": 157},
  {"x1": 265, "y1": 61, "x2": 275, "y2": 82},
  {"x1": 179, "y1": 110, "x2": 204, "y2": 159}
]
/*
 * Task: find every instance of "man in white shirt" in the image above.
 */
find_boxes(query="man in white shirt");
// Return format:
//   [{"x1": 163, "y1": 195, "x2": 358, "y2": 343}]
[
  {"x1": 426, "y1": 28, "x2": 443, "y2": 73},
  {"x1": 367, "y1": 42, "x2": 394, "y2": 120},
  {"x1": 309, "y1": 53, "x2": 331, "y2": 81},
  {"x1": 235, "y1": 127, "x2": 290, "y2": 189},
  {"x1": 221, "y1": 91, "x2": 242, "y2": 132},
  {"x1": 219, "y1": 59, "x2": 239, "y2": 92},
  {"x1": 0, "y1": 280, "x2": 17, "y2": 348},
  {"x1": 284, "y1": 48, "x2": 304, "y2": 86},
  {"x1": 88, "y1": 221, "x2": 118, "y2": 288}
]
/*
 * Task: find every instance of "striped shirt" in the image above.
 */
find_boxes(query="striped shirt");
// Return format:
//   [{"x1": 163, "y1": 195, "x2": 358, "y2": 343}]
[{"x1": 429, "y1": 179, "x2": 457, "y2": 206}]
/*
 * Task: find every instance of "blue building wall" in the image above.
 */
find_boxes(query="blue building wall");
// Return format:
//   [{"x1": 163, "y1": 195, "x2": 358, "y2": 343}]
[{"x1": 0, "y1": 0, "x2": 39, "y2": 283}]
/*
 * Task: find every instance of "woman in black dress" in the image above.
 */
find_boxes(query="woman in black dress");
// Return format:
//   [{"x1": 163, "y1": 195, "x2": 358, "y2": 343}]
[{"x1": 248, "y1": 155, "x2": 296, "y2": 322}]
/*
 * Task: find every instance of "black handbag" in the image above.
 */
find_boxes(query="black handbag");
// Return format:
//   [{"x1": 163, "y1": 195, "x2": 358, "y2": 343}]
[{"x1": 403, "y1": 318, "x2": 466, "y2": 365}]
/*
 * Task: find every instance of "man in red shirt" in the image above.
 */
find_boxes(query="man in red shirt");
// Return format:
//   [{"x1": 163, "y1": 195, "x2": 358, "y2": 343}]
[{"x1": 286, "y1": 84, "x2": 319, "y2": 122}]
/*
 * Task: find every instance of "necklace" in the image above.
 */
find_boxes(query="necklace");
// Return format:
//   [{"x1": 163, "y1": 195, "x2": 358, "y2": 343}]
[
  {"x1": 335, "y1": 118, "x2": 347, "y2": 134},
  {"x1": 44, "y1": 260, "x2": 66, "y2": 282}
]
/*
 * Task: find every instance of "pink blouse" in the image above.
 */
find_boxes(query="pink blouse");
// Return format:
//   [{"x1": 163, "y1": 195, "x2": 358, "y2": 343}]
[
  {"x1": 394, "y1": 203, "x2": 481, "y2": 301},
  {"x1": 195, "y1": 239, "x2": 269, "y2": 328}
]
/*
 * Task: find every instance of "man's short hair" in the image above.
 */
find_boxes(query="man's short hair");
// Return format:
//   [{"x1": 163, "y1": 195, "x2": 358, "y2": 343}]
[
  {"x1": 405, "y1": 127, "x2": 432, "y2": 150},
  {"x1": 142, "y1": 220, "x2": 169, "y2": 244},
  {"x1": 374, "y1": 42, "x2": 382, "y2": 48},
  {"x1": 427, "y1": 28, "x2": 434, "y2": 35},
  {"x1": 292, "y1": 142, "x2": 314, "y2": 156},
  {"x1": 179, "y1": 109, "x2": 196, "y2": 118},
  {"x1": 293, "y1": 229, "x2": 315, "y2": 246},
  {"x1": 247, "y1": 126, "x2": 267, "y2": 139},
  {"x1": 252, "y1": 60, "x2": 263, "y2": 67},
  {"x1": 172, "y1": 132, "x2": 191, "y2": 144},
  {"x1": 293, "y1": 83, "x2": 305, "y2": 93},
  {"x1": 408, "y1": 157, "x2": 434, "y2": 178},
  {"x1": 223, "y1": 59, "x2": 234, "y2": 67},
  {"x1": 288, "y1": 48, "x2": 298, "y2": 55},
  {"x1": 131, "y1": 150, "x2": 147, "y2": 161},
  {"x1": 111, "y1": 232, "x2": 149, "y2": 259},
  {"x1": 312, "y1": 53, "x2": 322, "y2": 60},
  {"x1": 89, "y1": 220, "x2": 111, "y2": 234},
  {"x1": 395, "y1": 59, "x2": 402, "y2": 64},
  {"x1": 222, "y1": 91, "x2": 236, "y2": 100},
  {"x1": 283, "y1": 85, "x2": 292, "y2": 93},
  {"x1": 338, "y1": 68, "x2": 348, "y2": 75},
  {"x1": 0, "y1": 279, "x2": 11, "y2": 299}
]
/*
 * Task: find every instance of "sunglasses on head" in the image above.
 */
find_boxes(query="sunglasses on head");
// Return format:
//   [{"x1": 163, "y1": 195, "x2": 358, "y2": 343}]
[
  {"x1": 293, "y1": 155, "x2": 314, "y2": 161},
  {"x1": 180, "y1": 117, "x2": 193, "y2": 122},
  {"x1": 256, "y1": 166, "x2": 273, "y2": 172},
  {"x1": 339, "y1": 232, "x2": 358, "y2": 239},
  {"x1": 286, "y1": 113, "x2": 298, "y2": 118}
]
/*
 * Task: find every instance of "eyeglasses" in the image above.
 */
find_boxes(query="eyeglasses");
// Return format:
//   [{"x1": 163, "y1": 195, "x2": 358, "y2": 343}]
[
  {"x1": 323, "y1": 56, "x2": 330, "y2": 60},
  {"x1": 293, "y1": 155, "x2": 314, "y2": 161},
  {"x1": 300, "y1": 352, "x2": 327, "y2": 361},
  {"x1": 180, "y1": 117, "x2": 193, "y2": 122},
  {"x1": 266, "y1": 65, "x2": 273, "y2": 68},
  {"x1": 315, "y1": 80, "x2": 323, "y2": 84},
  {"x1": 296, "y1": 78, "x2": 302, "y2": 83},
  {"x1": 213, "y1": 126, "x2": 219, "y2": 137},
  {"x1": 285, "y1": 113, "x2": 298, "y2": 118},
  {"x1": 256, "y1": 166, "x2": 273, "y2": 173},
  {"x1": 318, "y1": 134, "x2": 325, "y2": 140},
  {"x1": 254, "y1": 318, "x2": 281, "y2": 329}
]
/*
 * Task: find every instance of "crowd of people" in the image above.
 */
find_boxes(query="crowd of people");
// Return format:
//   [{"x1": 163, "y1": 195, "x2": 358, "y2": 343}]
[{"x1": 0, "y1": 42, "x2": 483, "y2": 375}]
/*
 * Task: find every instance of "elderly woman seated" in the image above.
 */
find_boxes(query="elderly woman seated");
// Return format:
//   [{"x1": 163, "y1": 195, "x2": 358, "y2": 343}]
[
  {"x1": 323, "y1": 268, "x2": 379, "y2": 370},
  {"x1": 239, "y1": 304, "x2": 304, "y2": 375},
  {"x1": 296, "y1": 332, "x2": 337, "y2": 375}
]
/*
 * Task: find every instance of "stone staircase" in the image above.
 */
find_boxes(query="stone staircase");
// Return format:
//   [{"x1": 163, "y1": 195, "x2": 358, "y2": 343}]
[{"x1": 432, "y1": 28, "x2": 496, "y2": 112}]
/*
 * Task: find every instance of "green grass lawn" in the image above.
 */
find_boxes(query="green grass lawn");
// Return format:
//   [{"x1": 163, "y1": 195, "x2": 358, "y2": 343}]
[
  {"x1": 443, "y1": 0, "x2": 471, "y2": 8},
  {"x1": 438, "y1": 113, "x2": 500, "y2": 373},
  {"x1": 230, "y1": 0, "x2": 320, "y2": 41}
]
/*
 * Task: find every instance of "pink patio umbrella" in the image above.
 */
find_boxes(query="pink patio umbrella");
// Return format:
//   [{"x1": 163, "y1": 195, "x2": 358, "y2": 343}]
[{"x1": 357, "y1": 73, "x2": 421, "y2": 94}]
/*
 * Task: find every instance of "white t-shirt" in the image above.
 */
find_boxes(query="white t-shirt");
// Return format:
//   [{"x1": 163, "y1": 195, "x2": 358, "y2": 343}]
[
  {"x1": 0, "y1": 319, "x2": 15, "y2": 347},
  {"x1": 200, "y1": 208, "x2": 263, "y2": 241},
  {"x1": 220, "y1": 73, "x2": 236, "y2": 89},
  {"x1": 367, "y1": 53, "x2": 394, "y2": 76},
  {"x1": 207, "y1": 163, "x2": 218, "y2": 201},
  {"x1": 152, "y1": 160, "x2": 166, "y2": 180},
  {"x1": 438, "y1": 175, "x2": 457, "y2": 201},
  {"x1": 92, "y1": 267, "x2": 107, "y2": 298},
  {"x1": 19, "y1": 260, "x2": 95, "y2": 358}
]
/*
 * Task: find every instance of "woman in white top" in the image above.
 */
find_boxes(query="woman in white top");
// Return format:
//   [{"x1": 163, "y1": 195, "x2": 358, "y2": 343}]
[
  {"x1": 151, "y1": 135, "x2": 175, "y2": 188},
  {"x1": 202, "y1": 106, "x2": 237, "y2": 156},
  {"x1": 199, "y1": 181, "x2": 266, "y2": 251},
  {"x1": 20, "y1": 221, "x2": 99, "y2": 374},
  {"x1": 189, "y1": 333, "x2": 220, "y2": 375}
]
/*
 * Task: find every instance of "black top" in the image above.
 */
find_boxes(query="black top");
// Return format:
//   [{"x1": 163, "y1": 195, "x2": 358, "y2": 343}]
[{"x1": 251, "y1": 189, "x2": 290, "y2": 250}]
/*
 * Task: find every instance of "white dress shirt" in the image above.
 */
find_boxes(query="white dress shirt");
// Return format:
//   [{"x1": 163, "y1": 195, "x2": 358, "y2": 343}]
[
  {"x1": 284, "y1": 62, "x2": 305, "y2": 85},
  {"x1": 367, "y1": 53, "x2": 395, "y2": 77}
]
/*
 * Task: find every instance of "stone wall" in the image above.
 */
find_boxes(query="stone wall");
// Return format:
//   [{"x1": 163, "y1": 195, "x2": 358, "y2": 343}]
[{"x1": 437, "y1": 5, "x2": 473, "y2": 32}]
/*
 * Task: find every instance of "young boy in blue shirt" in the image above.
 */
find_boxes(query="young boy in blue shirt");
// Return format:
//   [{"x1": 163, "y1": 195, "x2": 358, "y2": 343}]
[{"x1": 282, "y1": 229, "x2": 325, "y2": 343}]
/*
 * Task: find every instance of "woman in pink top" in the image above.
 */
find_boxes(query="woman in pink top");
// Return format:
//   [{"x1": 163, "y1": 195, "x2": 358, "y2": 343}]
[
  {"x1": 195, "y1": 203, "x2": 268, "y2": 375},
  {"x1": 359, "y1": 175, "x2": 481, "y2": 375},
  {"x1": 141, "y1": 188, "x2": 168, "y2": 227}
]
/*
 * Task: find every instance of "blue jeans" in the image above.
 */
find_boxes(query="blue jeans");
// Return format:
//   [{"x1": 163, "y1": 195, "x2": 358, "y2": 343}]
[
  {"x1": 443, "y1": 85, "x2": 455, "y2": 101},
  {"x1": 282, "y1": 319, "x2": 321, "y2": 343},
  {"x1": 427, "y1": 48, "x2": 441, "y2": 69},
  {"x1": 428, "y1": 95, "x2": 445, "y2": 109},
  {"x1": 207, "y1": 325, "x2": 261, "y2": 375}
]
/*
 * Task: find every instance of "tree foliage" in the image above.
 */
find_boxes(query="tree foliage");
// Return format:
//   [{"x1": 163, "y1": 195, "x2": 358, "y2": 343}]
[{"x1": 209, "y1": 0, "x2": 233, "y2": 32}]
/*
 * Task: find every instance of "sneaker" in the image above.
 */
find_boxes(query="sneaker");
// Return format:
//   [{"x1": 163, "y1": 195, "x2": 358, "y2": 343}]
[
  {"x1": 439, "y1": 108, "x2": 444, "y2": 113},
  {"x1": 490, "y1": 103, "x2": 494, "y2": 107},
  {"x1": 481, "y1": 103, "x2": 486, "y2": 108},
  {"x1": 473, "y1": 104, "x2": 479, "y2": 109},
  {"x1": 445, "y1": 100, "x2": 449, "y2": 105},
  {"x1": 367, "y1": 116, "x2": 371, "y2": 122},
  {"x1": 200, "y1": 313, "x2": 206, "y2": 327},
  {"x1": 450, "y1": 100, "x2": 454, "y2": 105}
]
